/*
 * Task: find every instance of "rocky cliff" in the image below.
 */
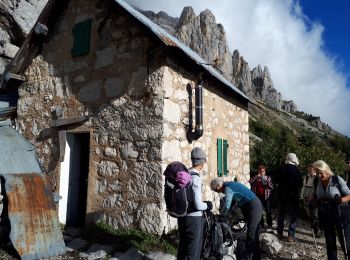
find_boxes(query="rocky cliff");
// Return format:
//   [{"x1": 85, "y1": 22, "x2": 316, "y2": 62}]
[{"x1": 142, "y1": 7, "x2": 298, "y2": 114}]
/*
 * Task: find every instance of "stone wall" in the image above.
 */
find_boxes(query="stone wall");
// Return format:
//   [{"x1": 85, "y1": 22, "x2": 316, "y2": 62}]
[
  {"x1": 160, "y1": 65, "x2": 249, "y2": 230},
  {"x1": 17, "y1": 0, "x2": 166, "y2": 234},
  {"x1": 15, "y1": 0, "x2": 249, "y2": 235}
]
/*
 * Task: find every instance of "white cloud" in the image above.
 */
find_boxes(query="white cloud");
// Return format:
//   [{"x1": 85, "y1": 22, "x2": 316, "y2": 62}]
[{"x1": 125, "y1": 0, "x2": 350, "y2": 136}]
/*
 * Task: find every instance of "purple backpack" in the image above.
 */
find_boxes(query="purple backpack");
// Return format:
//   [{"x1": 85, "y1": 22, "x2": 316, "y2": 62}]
[
  {"x1": 163, "y1": 162, "x2": 197, "y2": 218},
  {"x1": 175, "y1": 171, "x2": 192, "y2": 188}
]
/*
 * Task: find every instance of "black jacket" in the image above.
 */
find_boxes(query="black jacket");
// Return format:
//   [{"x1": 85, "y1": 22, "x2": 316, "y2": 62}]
[{"x1": 275, "y1": 163, "x2": 303, "y2": 204}]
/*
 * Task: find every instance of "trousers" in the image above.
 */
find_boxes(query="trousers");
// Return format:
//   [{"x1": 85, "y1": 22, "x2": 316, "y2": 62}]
[{"x1": 177, "y1": 216, "x2": 204, "y2": 260}]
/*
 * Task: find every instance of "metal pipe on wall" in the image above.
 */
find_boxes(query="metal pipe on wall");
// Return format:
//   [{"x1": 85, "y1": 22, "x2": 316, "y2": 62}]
[{"x1": 187, "y1": 81, "x2": 204, "y2": 142}]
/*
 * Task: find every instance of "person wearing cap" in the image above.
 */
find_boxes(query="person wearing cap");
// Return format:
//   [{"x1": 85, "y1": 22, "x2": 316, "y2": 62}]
[
  {"x1": 177, "y1": 147, "x2": 212, "y2": 260},
  {"x1": 275, "y1": 153, "x2": 303, "y2": 242},
  {"x1": 210, "y1": 177, "x2": 263, "y2": 260}
]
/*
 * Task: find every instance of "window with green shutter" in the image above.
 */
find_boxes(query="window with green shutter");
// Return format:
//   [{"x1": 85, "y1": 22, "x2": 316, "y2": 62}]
[
  {"x1": 217, "y1": 138, "x2": 223, "y2": 177},
  {"x1": 223, "y1": 139, "x2": 229, "y2": 176},
  {"x1": 71, "y1": 19, "x2": 92, "y2": 57},
  {"x1": 217, "y1": 138, "x2": 229, "y2": 177}
]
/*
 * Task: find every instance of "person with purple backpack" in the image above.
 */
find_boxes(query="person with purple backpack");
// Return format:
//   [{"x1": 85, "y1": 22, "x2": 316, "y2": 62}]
[{"x1": 177, "y1": 147, "x2": 213, "y2": 260}]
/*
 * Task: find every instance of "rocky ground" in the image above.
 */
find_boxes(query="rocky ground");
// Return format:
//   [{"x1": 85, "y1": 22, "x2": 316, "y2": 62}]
[
  {"x1": 264, "y1": 219, "x2": 329, "y2": 260},
  {"x1": 0, "y1": 218, "x2": 347, "y2": 260}
]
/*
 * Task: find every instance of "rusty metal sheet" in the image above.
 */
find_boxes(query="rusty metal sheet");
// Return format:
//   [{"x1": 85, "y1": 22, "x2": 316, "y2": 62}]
[
  {"x1": 3, "y1": 173, "x2": 66, "y2": 260},
  {"x1": 0, "y1": 126, "x2": 42, "y2": 175}
]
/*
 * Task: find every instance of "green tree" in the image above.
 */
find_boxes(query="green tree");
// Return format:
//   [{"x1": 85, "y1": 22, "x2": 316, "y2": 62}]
[{"x1": 250, "y1": 119, "x2": 347, "y2": 177}]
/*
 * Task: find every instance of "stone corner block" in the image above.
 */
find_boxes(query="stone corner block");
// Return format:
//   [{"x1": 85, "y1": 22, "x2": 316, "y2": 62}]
[{"x1": 163, "y1": 99, "x2": 181, "y2": 124}]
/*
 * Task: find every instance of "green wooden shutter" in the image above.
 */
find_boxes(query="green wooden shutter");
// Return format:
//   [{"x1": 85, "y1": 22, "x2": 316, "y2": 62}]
[
  {"x1": 223, "y1": 139, "x2": 229, "y2": 176},
  {"x1": 71, "y1": 19, "x2": 92, "y2": 57},
  {"x1": 217, "y1": 138, "x2": 223, "y2": 177}
]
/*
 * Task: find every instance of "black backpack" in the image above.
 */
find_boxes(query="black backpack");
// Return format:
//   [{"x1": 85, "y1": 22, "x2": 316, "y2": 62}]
[
  {"x1": 163, "y1": 162, "x2": 198, "y2": 218},
  {"x1": 315, "y1": 175, "x2": 350, "y2": 224},
  {"x1": 202, "y1": 213, "x2": 234, "y2": 260}
]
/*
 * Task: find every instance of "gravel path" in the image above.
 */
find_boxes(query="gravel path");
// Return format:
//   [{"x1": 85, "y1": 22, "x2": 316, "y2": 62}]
[
  {"x1": 0, "y1": 218, "x2": 348, "y2": 259},
  {"x1": 266, "y1": 219, "x2": 346, "y2": 260}
]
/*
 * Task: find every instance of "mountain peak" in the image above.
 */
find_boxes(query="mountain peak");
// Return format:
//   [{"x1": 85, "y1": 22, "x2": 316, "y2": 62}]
[{"x1": 178, "y1": 6, "x2": 196, "y2": 26}]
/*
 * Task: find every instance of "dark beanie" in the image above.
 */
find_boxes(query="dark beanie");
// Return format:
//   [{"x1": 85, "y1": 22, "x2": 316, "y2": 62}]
[{"x1": 191, "y1": 147, "x2": 206, "y2": 166}]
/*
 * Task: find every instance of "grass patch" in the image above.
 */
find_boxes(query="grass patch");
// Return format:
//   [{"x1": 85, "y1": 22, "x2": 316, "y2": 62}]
[
  {"x1": 0, "y1": 249, "x2": 7, "y2": 258},
  {"x1": 82, "y1": 222, "x2": 177, "y2": 255}
]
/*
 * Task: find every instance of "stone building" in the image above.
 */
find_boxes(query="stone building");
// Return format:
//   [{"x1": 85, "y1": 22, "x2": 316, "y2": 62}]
[{"x1": 0, "y1": 0, "x2": 250, "y2": 235}]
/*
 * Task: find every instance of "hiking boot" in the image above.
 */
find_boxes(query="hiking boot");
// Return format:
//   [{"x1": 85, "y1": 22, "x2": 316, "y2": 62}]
[
  {"x1": 260, "y1": 225, "x2": 267, "y2": 231},
  {"x1": 315, "y1": 229, "x2": 323, "y2": 238},
  {"x1": 277, "y1": 233, "x2": 283, "y2": 240},
  {"x1": 287, "y1": 235, "x2": 295, "y2": 242}
]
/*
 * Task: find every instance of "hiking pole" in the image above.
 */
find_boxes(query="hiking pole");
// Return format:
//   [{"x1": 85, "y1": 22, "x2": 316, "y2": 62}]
[
  {"x1": 202, "y1": 210, "x2": 211, "y2": 259},
  {"x1": 339, "y1": 206, "x2": 348, "y2": 259},
  {"x1": 310, "y1": 226, "x2": 319, "y2": 259},
  {"x1": 335, "y1": 195, "x2": 348, "y2": 259}
]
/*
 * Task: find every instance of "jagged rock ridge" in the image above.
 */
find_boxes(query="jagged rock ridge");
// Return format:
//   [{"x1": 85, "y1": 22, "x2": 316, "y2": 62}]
[
  {"x1": 142, "y1": 8, "x2": 297, "y2": 113},
  {"x1": 175, "y1": 7, "x2": 234, "y2": 81},
  {"x1": 142, "y1": 7, "x2": 340, "y2": 134}
]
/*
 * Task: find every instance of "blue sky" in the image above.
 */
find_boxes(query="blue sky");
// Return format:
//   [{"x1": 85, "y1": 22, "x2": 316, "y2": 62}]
[
  {"x1": 301, "y1": 0, "x2": 350, "y2": 87},
  {"x1": 126, "y1": 0, "x2": 350, "y2": 136}
]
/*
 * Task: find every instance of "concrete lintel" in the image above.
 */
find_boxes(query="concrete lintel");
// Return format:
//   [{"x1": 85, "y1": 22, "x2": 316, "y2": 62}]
[
  {"x1": 4, "y1": 72, "x2": 26, "y2": 82},
  {"x1": 50, "y1": 116, "x2": 89, "y2": 127}
]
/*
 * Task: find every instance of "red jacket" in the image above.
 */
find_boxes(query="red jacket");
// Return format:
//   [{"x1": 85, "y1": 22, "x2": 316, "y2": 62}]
[{"x1": 249, "y1": 175, "x2": 273, "y2": 200}]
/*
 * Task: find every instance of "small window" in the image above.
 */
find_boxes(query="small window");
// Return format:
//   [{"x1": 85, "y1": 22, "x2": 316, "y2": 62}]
[
  {"x1": 217, "y1": 138, "x2": 229, "y2": 177},
  {"x1": 71, "y1": 19, "x2": 92, "y2": 57}
]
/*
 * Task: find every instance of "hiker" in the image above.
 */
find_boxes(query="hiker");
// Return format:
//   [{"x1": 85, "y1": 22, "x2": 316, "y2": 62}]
[
  {"x1": 210, "y1": 178, "x2": 262, "y2": 260},
  {"x1": 249, "y1": 165, "x2": 273, "y2": 230},
  {"x1": 275, "y1": 153, "x2": 303, "y2": 242},
  {"x1": 300, "y1": 164, "x2": 322, "y2": 237},
  {"x1": 177, "y1": 147, "x2": 213, "y2": 260},
  {"x1": 313, "y1": 160, "x2": 350, "y2": 260},
  {"x1": 346, "y1": 158, "x2": 350, "y2": 188}
]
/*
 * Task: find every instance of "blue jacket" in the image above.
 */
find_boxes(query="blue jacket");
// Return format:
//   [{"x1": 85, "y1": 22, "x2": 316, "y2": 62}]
[{"x1": 220, "y1": 181, "x2": 257, "y2": 215}]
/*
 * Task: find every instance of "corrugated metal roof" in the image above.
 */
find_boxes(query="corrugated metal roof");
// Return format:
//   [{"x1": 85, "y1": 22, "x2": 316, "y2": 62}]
[
  {"x1": 0, "y1": 126, "x2": 42, "y2": 174},
  {"x1": 116, "y1": 0, "x2": 250, "y2": 102},
  {"x1": 4, "y1": 173, "x2": 66, "y2": 260}
]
